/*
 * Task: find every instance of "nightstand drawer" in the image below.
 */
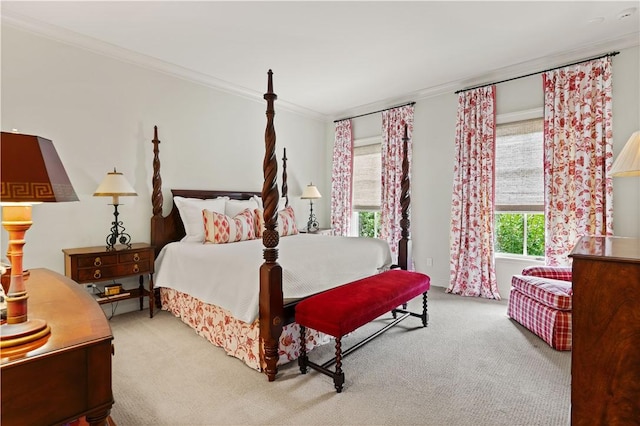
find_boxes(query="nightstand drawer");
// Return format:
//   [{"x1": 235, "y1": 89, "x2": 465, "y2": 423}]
[
  {"x1": 118, "y1": 250, "x2": 151, "y2": 263},
  {"x1": 76, "y1": 260, "x2": 152, "y2": 282},
  {"x1": 77, "y1": 253, "x2": 118, "y2": 268}
]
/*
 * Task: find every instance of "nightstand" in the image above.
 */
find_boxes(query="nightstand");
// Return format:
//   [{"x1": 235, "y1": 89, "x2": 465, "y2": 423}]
[
  {"x1": 300, "y1": 228, "x2": 332, "y2": 235},
  {"x1": 62, "y1": 242, "x2": 155, "y2": 318}
]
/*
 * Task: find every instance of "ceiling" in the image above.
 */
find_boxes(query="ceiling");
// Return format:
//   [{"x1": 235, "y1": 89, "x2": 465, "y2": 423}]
[{"x1": 2, "y1": 1, "x2": 639, "y2": 121}]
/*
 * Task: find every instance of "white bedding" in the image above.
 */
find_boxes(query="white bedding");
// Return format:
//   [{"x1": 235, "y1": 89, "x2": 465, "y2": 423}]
[{"x1": 154, "y1": 234, "x2": 392, "y2": 323}]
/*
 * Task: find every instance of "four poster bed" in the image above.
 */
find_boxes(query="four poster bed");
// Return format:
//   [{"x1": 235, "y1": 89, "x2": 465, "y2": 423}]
[{"x1": 150, "y1": 70, "x2": 412, "y2": 381}]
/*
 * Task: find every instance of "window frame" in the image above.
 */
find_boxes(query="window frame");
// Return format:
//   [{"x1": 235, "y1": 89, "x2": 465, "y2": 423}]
[
  {"x1": 351, "y1": 210, "x2": 382, "y2": 238},
  {"x1": 351, "y1": 135, "x2": 382, "y2": 237},
  {"x1": 494, "y1": 108, "x2": 545, "y2": 260},
  {"x1": 494, "y1": 211, "x2": 545, "y2": 260}
]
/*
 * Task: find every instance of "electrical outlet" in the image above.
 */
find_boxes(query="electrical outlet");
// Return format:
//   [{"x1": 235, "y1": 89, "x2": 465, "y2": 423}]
[
  {"x1": 426, "y1": 258, "x2": 433, "y2": 267},
  {"x1": 84, "y1": 283, "x2": 98, "y2": 293}
]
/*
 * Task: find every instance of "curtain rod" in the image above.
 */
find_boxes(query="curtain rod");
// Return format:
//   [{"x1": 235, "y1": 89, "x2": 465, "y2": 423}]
[
  {"x1": 455, "y1": 51, "x2": 620, "y2": 94},
  {"x1": 334, "y1": 101, "x2": 416, "y2": 123}
]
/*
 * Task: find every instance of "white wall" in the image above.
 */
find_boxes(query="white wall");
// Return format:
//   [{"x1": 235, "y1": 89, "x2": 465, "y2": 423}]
[
  {"x1": 1, "y1": 26, "x2": 327, "y2": 311},
  {"x1": 610, "y1": 47, "x2": 640, "y2": 237},
  {"x1": 326, "y1": 46, "x2": 640, "y2": 298},
  {"x1": 3, "y1": 25, "x2": 639, "y2": 308}
]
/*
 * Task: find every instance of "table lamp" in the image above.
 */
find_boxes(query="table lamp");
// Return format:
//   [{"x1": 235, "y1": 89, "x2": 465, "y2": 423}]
[
  {"x1": 301, "y1": 183, "x2": 322, "y2": 232},
  {"x1": 0, "y1": 131, "x2": 78, "y2": 348},
  {"x1": 93, "y1": 168, "x2": 137, "y2": 250},
  {"x1": 611, "y1": 131, "x2": 640, "y2": 177}
]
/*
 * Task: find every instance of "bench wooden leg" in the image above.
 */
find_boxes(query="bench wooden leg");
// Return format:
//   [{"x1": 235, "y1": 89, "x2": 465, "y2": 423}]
[
  {"x1": 392, "y1": 302, "x2": 409, "y2": 319},
  {"x1": 333, "y1": 337, "x2": 345, "y2": 393},
  {"x1": 422, "y1": 292, "x2": 428, "y2": 327},
  {"x1": 299, "y1": 325, "x2": 308, "y2": 374}
]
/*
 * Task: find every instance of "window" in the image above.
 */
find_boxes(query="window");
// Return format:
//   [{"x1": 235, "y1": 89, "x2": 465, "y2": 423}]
[
  {"x1": 352, "y1": 137, "x2": 382, "y2": 237},
  {"x1": 357, "y1": 211, "x2": 381, "y2": 238},
  {"x1": 494, "y1": 117, "x2": 545, "y2": 257}
]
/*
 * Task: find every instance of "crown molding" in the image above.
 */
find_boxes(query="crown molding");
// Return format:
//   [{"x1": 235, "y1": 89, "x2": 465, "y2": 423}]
[
  {"x1": 4, "y1": 11, "x2": 637, "y2": 124},
  {"x1": 1, "y1": 12, "x2": 329, "y2": 122},
  {"x1": 331, "y1": 32, "x2": 640, "y2": 122},
  {"x1": 454, "y1": 31, "x2": 640, "y2": 92}
]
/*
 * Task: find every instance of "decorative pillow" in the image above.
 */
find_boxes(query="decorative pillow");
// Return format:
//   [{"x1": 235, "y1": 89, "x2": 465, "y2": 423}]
[
  {"x1": 225, "y1": 198, "x2": 261, "y2": 218},
  {"x1": 174, "y1": 196, "x2": 228, "y2": 242},
  {"x1": 254, "y1": 206, "x2": 299, "y2": 237},
  {"x1": 203, "y1": 208, "x2": 256, "y2": 244},
  {"x1": 278, "y1": 206, "x2": 299, "y2": 236}
]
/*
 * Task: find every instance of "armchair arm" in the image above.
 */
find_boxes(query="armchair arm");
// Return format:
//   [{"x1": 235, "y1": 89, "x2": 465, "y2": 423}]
[{"x1": 521, "y1": 265, "x2": 572, "y2": 281}]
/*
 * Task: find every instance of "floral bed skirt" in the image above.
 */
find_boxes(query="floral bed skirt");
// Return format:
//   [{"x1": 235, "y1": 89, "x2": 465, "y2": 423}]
[{"x1": 160, "y1": 287, "x2": 330, "y2": 371}]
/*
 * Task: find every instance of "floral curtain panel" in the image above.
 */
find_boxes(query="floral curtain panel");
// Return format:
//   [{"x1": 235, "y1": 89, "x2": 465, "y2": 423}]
[
  {"x1": 330, "y1": 119, "x2": 353, "y2": 236},
  {"x1": 447, "y1": 86, "x2": 500, "y2": 299},
  {"x1": 381, "y1": 105, "x2": 414, "y2": 261},
  {"x1": 543, "y1": 57, "x2": 614, "y2": 266}
]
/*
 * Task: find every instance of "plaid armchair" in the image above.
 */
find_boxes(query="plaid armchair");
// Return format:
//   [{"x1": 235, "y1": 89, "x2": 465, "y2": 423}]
[
  {"x1": 507, "y1": 265, "x2": 573, "y2": 351},
  {"x1": 522, "y1": 265, "x2": 572, "y2": 281}
]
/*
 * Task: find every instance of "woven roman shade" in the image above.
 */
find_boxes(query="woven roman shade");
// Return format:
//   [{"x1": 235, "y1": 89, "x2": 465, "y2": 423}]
[
  {"x1": 352, "y1": 142, "x2": 381, "y2": 210},
  {"x1": 495, "y1": 118, "x2": 544, "y2": 212}
]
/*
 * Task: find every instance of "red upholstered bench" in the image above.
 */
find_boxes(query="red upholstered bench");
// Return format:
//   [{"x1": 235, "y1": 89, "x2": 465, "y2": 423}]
[{"x1": 295, "y1": 269, "x2": 430, "y2": 392}]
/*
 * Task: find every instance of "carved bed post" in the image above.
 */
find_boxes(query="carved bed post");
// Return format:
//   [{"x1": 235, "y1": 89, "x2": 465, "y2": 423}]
[
  {"x1": 282, "y1": 148, "x2": 289, "y2": 207},
  {"x1": 151, "y1": 126, "x2": 164, "y2": 257},
  {"x1": 260, "y1": 70, "x2": 283, "y2": 381},
  {"x1": 398, "y1": 124, "x2": 412, "y2": 271}
]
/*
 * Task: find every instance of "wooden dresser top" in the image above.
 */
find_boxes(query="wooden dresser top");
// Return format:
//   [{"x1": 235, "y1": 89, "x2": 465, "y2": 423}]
[
  {"x1": 570, "y1": 236, "x2": 640, "y2": 264},
  {"x1": 1, "y1": 268, "x2": 113, "y2": 366}
]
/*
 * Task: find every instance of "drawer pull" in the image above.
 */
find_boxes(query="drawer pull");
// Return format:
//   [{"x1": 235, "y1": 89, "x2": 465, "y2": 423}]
[
  {"x1": 94, "y1": 257, "x2": 102, "y2": 267},
  {"x1": 133, "y1": 253, "x2": 140, "y2": 262},
  {"x1": 133, "y1": 264, "x2": 140, "y2": 273},
  {"x1": 94, "y1": 269, "x2": 102, "y2": 279}
]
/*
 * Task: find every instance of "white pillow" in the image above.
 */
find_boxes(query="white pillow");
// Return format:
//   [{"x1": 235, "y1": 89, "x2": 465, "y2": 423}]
[
  {"x1": 225, "y1": 198, "x2": 260, "y2": 218},
  {"x1": 252, "y1": 195, "x2": 289, "y2": 211},
  {"x1": 174, "y1": 196, "x2": 228, "y2": 242}
]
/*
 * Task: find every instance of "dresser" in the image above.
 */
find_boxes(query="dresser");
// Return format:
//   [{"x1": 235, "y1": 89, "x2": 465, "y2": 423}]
[
  {"x1": 63, "y1": 243, "x2": 155, "y2": 317},
  {"x1": 1, "y1": 269, "x2": 114, "y2": 426},
  {"x1": 570, "y1": 236, "x2": 640, "y2": 425}
]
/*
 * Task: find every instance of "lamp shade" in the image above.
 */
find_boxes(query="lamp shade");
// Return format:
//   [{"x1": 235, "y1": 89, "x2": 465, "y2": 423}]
[
  {"x1": 300, "y1": 183, "x2": 322, "y2": 199},
  {"x1": 1, "y1": 131, "x2": 77, "y2": 348},
  {"x1": 611, "y1": 131, "x2": 640, "y2": 177},
  {"x1": 0, "y1": 132, "x2": 78, "y2": 203},
  {"x1": 94, "y1": 169, "x2": 137, "y2": 204}
]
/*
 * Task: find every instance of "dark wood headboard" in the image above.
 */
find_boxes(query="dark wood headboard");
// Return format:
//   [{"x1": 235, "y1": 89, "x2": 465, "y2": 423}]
[
  {"x1": 150, "y1": 188, "x2": 260, "y2": 257},
  {"x1": 150, "y1": 125, "x2": 289, "y2": 258}
]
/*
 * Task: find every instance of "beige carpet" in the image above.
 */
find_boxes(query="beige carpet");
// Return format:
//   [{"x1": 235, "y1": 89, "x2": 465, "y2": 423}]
[{"x1": 108, "y1": 287, "x2": 570, "y2": 426}]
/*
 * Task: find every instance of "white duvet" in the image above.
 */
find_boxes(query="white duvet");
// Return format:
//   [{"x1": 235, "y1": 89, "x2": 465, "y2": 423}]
[{"x1": 154, "y1": 234, "x2": 392, "y2": 323}]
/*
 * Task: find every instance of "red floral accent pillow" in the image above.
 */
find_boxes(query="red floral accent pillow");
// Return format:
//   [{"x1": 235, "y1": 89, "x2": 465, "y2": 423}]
[
  {"x1": 254, "y1": 206, "x2": 299, "y2": 237},
  {"x1": 278, "y1": 206, "x2": 299, "y2": 236},
  {"x1": 203, "y1": 208, "x2": 256, "y2": 244}
]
